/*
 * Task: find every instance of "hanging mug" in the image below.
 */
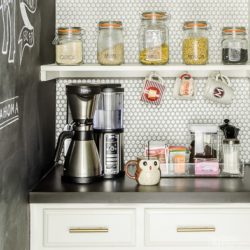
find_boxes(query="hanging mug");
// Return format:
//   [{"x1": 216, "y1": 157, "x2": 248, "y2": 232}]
[{"x1": 204, "y1": 74, "x2": 234, "y2": 104}]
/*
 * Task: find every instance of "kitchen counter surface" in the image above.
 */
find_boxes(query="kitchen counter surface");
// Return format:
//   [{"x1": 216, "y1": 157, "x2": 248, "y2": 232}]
[{"x1": 30, "y1": 165, "x2": 250, "y2": 203}]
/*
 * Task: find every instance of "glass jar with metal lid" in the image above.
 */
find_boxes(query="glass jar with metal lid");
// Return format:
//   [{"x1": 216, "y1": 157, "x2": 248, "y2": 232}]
[
  {"x1": 222, "y1": 27, "x2": 248, "y2": 64},
  {"x1": 53, "y1": 27, "x2": 84, "y2": 65},
  {"x1": 97, "y1": 21, "x2": 124, "y2": 65},
  {"x1": 182, "y1": 21, "x2": 209, "y2": 65},
  {"x1": 139, "y1": 11, "x2": 169, "y2": 65}
]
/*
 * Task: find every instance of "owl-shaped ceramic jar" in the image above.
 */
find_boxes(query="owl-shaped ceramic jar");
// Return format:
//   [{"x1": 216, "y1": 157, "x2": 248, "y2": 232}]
[{"x1": 124, "y1": 157, "x2": 161, "y2": 185}]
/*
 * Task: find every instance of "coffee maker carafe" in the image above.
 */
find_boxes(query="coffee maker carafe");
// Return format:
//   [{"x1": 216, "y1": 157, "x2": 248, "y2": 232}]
[{"x1": 55, "y1": 84, "x2": 102, "y2": 183}]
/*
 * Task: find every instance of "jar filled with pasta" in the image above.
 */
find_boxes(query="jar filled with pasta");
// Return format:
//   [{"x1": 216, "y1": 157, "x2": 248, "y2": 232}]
[
  {"x1": 182, "y1": 21, "x2": 209, "y2": 65},
  {"x1": 97, "y1": 21, "x2": 124, "y2": 65},
  {"x1": 54, "y1": 27, "x2": 84, "y2": 65},
  {"x1": 139, "y1": 12, "x2": 169, "y2": 65}
]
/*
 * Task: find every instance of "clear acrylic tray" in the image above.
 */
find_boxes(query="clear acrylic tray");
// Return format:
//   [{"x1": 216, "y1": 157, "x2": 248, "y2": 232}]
[{"x1": 160, "y1": 163, "x2": 245, "y2": 178}]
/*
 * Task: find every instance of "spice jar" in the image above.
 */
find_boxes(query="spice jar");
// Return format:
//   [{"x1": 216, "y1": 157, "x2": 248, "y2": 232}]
[
  {"x1": 54, "y1": 27, "x2": 83, "y2": 65},
  {"x1": 97, "y1": 21, "x2": 124, "y2": 65},
  {"x1": 139, "y1": 12, "x2": 169, "y2": 65},
  {"x1": 222, "y1": 27, "x2": 248, "y2": 65},
  {"x1": 182, "y1": 21, "x2": 208, "y2": 65}
]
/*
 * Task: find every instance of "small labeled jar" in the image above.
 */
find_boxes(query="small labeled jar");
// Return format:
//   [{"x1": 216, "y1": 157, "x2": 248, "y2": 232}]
[
  {"x1": 139, "y1": 12, "x2": 169, "y2": 65},
  {"x1": 182, "y1": 21, "x2": 209, "y2": 65},
  {"x1": 222, "y1": 27, "x2": 248, "y2": 64},
  {"x1": 54, "y1": 27, "x2": 83, "y2": 65},
  {"x1": 97, "y1": 21, "x2": 124, "y2": 65}
]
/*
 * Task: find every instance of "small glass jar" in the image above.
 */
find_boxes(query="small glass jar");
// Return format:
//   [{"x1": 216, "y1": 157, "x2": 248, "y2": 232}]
[
  {"x1": 53, "y1": 27, "x2": 83, "y2": 65},
  {"x1": 222, "y1": 27, "x2": 248, "y2": 65},
  {"x1": 139, "y1": 12, "x2": 169, "y2": 65},
  {"x1": 182, "y1": 21, "x2": 209, "y2": 65},
  {"x1": 97, "y1": 21, "x2": 124, "y2": 65},
  {"x1": 222, "y1": 139, "x2": 240, "y2": 174}
]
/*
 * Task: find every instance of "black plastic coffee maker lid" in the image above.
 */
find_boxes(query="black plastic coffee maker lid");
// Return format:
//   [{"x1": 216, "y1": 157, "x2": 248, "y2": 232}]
[{"x1": 66, "y1": 84, "x2": 101, "y2": 96}]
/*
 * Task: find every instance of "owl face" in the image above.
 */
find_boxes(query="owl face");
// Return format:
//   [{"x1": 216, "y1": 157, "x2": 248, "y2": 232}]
[{"x1": 139, "y1": 159, "x2": 160, "y2": 172}]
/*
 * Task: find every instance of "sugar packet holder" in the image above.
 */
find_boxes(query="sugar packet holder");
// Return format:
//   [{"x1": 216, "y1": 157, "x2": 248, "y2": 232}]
[
  {"x1": 173, "y1": 72, "x2": 196, "y2": 100},
  {"x1": 140, "y1": 72, "x2": 166, "y2": 105}
]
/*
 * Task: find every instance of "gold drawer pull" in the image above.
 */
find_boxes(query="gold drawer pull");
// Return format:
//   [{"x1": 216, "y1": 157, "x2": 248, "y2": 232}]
[
  {"x1": 69, "y1": 228, "x2": 109, "y2": 233},
  {"x1": 177, "y1": 227, "x2": 216, "y2": 233}
]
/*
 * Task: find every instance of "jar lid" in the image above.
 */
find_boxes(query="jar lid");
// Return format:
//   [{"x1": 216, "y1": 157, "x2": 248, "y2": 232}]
[
  {"x1": 57, "y1": 27, "x2": 82, "y2": 35},
  {"x1": 98, "y1": 21, "x2": 123, "y2": 29},
  {"x1": 223, "y1": 26, "x2": 246, "y2": 34},
  {"x1": 183, "y1": 21, "x2": 208, "y2": 30},
  {"x1": 142, "y1": 11, "x2": 168, "y2": 20}
]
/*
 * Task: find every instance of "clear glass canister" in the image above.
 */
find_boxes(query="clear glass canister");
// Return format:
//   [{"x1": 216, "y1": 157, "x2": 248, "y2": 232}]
[
  {"x1": 182, "y1": 21, "x2": 209, "y2": 65},
  {"x1": 139, "y1": 12, "x2": 169, "y2": 65},
  {"x1": 222, "y1": 139, "x2": 240, "y2": 174},
  {"x1": 54, "y1": 27, "x2": 83, "y2": 65},
  {"x1": 222, "y1": 27, "x2": 248, "y2": 64},
  {"x1": 97, "y1": 21, "x2": 124, "y2": 65}
]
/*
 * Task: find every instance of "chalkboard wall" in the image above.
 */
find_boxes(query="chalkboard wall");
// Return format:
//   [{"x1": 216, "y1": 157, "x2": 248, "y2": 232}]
[{"x1": 0, "y1": 1, "x2": 56, "y2": 249}]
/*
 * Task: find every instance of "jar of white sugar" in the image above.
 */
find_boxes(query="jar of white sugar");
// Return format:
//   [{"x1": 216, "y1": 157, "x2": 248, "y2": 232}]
[{"x1": 54, "y1": 27, "x2": 84, "y2": 65}]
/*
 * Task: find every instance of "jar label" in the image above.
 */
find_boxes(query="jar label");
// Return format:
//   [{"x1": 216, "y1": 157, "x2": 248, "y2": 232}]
[
  {"x1": 228, "y1": 41, "x2": 241, "y2": 62},
  {"x1": 56, "y1": 41, "x2": 83, "y2": 65}
]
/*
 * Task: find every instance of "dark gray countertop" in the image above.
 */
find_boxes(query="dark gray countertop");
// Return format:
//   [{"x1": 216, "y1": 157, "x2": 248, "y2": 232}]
[{"x1": 29, "y1": 165, "x2": 250, "y2": 203}]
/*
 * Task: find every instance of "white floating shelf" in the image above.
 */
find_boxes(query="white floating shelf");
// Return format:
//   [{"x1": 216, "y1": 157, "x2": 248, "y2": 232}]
[{"x1": 40, "y1": 63, "x2": 250, "y2": 81}]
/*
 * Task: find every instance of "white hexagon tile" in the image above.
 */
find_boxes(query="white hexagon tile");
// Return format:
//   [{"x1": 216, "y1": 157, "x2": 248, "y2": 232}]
[{"x1": 55, "y1": 0, "x2": 250, "y2": 163}]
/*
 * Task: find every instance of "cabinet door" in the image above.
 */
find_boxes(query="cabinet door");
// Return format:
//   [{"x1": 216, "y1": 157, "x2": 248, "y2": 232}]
[
  {"x1": 43, "y1": 208, "x2": 136, "y2": 247},
  {"x1": 145, "y1": 208, "x2": 250, "y2": 248}
]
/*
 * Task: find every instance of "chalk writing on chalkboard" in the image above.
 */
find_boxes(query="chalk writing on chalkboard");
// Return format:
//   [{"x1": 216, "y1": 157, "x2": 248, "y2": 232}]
[
  {"x1": 0, "y1": 0, "x2": 37, "y2": 64},
  {"x1": 0, "y1": 96, "x2": 19, "y2": 130},
  {"x1": 0, "y1": 0, "x2": 16, "y2": 63},
  {"x1": 18, "y1": 0, "x2": 37, "y2": 64}
]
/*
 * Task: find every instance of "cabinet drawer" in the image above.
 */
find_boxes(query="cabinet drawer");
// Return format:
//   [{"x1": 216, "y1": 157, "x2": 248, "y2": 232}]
[
  {"x1": 145, "y1": 208, "x2": 250, "y2": 247},
  {"x1": 43, "y1": 208, "x2": 136, "y2": 247}
]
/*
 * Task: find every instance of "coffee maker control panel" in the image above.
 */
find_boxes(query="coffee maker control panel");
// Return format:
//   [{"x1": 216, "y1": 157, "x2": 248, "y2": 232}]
[{"x1": 104, "y1": 133, "x2": 120, "y2": 175}]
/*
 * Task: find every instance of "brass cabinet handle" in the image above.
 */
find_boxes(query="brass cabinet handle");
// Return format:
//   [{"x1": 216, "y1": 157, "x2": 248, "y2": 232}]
[
  {"x1": 69, "y1": 228, "x2": 109, "y2": 233},
  {"x1": 177, "y1": 227, "x2": 216, "y2": 233}
]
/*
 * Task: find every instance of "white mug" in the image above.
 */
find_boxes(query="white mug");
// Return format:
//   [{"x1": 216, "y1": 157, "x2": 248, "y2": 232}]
[{"x1": 204, "y1": 74, "x2": 234, "y2": 104}]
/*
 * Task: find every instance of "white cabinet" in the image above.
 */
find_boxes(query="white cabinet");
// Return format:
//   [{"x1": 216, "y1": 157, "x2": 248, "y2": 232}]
[{"x1": 30, "y1": 203, "x2": 250, "y2": 250}]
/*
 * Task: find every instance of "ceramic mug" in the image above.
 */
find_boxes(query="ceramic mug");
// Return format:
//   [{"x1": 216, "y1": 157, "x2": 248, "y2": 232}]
[
  {"x1": 204, "y1": 74, "x2": 234, "y2": 104},
  {"x1": 124, "y1": 157, "x2": 161, "y2": 185}
]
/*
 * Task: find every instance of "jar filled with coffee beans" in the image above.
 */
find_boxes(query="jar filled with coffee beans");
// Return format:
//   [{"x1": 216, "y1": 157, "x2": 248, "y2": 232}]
[
  {"x1": 222, "y1": 27, "x2": 248, "y2": 65},
  {"x1": 182, "y1": 21, "x2": 209, "y2": 65},
  {"x1": 97, "y1": 21, "x2": 124, "y2": 65},
  {"x1": 139, "y1": 11, "x2": 169, "y2": 65}
]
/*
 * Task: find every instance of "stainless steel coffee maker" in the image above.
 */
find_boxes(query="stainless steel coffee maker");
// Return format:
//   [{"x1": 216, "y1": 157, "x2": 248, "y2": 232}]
[{"x1": 55, "y1": 84, "x2": 102, "y2": 183}]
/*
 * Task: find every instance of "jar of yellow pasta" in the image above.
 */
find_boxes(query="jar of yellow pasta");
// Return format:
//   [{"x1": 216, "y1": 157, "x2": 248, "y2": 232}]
[
  {"x1": 139, "y1": 12, "x2": 169, "y2": 65},
  {"x1": 182, "y1": 21, "x2": 209, "y2": 65}
]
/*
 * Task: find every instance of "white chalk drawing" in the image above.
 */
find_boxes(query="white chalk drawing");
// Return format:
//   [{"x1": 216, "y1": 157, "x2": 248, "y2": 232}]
[
  {"x1": 0, "y1": 0, "x2": 37, "y2": 64},
  {"x1": 0, "y1": 0, "x2": 16, "y2": 63},
  {"x1": 0, "y1": 96, "x2": 19, "y2": 130},
  {"x1": 18, "y1": 0, "x2": 37, "y2": 64}
]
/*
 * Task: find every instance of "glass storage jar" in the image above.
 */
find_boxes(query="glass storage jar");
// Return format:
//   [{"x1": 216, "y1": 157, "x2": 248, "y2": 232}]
[
  {"x1": 54, "y1": 27, "x2": 83, "y2": 65},
  {"x1": 182, "y1": 21, "x2": 208, "y2": 65},
  {"x1": 222, "y1": 27, "x2": 248, "y2": 64},
  {"x1": 97, "y1": 21, "x2": 124, "y2": 65},
  {"x1": 139, "y1": 11, "x2": 169, "y2": 65}
]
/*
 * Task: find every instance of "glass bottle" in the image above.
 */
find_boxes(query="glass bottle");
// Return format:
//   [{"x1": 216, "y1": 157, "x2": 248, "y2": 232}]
[
  {"x1": 54, "y1": 27, "x2": 83, "y2": 65},
  {"x1": 97, "y1": 21, "x2": 124, "y2": 65},
  {"x1": 182, "y1": 21, "x2": 209, "y2": 65},
  {"x1": 139, "y1": 12, "x2": 169, "y2": 65},
  {"x1": 222, "y1": 27, "x2": 248, "y2": 65}
]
